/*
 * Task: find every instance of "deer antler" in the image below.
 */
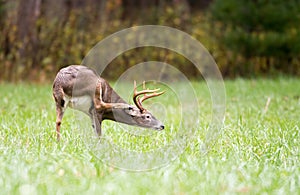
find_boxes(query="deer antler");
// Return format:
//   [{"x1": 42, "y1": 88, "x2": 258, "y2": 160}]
[{"x1": 133, "y1": 81, "x2": 165, "y2": 113}]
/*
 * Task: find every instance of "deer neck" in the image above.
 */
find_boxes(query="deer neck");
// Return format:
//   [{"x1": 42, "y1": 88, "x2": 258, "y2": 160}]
[{"x1": 100, "y1": 81, "x2": 127, "y2": 104}]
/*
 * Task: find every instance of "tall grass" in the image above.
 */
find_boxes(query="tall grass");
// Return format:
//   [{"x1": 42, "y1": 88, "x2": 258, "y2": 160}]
[{"x1": 0, "y1": 78, "x2": 299, "y2": 194}]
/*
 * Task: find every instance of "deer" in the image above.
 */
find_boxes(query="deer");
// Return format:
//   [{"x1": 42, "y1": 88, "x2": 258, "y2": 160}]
[{"x1": 53, "y1": 65, "x2": 165, "y2": 140}]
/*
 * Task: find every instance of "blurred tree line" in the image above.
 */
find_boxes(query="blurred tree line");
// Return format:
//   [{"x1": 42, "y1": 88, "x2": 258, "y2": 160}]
[
  {"x1": 0, "y1": 0, "x2": 299, "y2": 82},
  {"x1": 210, "y1": 0, "x2": 300, "y2": 77}
]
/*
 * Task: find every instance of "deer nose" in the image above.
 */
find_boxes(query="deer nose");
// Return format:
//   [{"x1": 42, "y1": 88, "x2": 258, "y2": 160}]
[{"x1": 160, "y1": 125, "x2": 164, "y2": 130}]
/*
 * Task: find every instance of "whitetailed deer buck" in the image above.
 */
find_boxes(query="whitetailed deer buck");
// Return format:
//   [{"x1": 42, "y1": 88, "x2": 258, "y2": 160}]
[{"x1": 53, "y1": 65, "x2": 165, "y2": 140}]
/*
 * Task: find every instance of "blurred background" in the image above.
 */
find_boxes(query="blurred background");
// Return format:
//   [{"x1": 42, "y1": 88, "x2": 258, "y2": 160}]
[{"x1": 0, "y1": 0, "x2": 299, "y2": 82}]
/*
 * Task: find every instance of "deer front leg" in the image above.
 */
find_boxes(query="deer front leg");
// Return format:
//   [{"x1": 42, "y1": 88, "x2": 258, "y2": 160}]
[
  {"x1": 90, "y1": 108, "x2": 102, "y2": 136},
  {"x1": 96, "y1": 101, "x2": 129, "y2": 110},
  {"x1": 94, "y1": 81, "x2": 129, "y2": 111}
]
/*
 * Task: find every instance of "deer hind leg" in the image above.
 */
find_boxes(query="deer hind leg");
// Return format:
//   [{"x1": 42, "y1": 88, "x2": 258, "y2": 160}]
[
  {"x1": 55, "y1": 104, "x2": 65, "y2": 141},
  {"x1": 53, "y1": 88, "x2": 68, "y2": 141}
]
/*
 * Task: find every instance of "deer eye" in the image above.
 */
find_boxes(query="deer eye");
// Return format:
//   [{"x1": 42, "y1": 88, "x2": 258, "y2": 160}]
[{"x1": 145, "y1": 115, "x2": 151, "y2": 119}]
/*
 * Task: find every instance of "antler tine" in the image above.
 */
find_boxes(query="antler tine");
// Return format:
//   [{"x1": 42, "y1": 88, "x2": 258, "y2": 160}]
[
  {"x1": 134, "y1": 82, "x2": 160, "y2": 96},
  {"x1": 139, "y1": 90, "x2": 165, "y2": 103},
  {"x1": 133, "y1": 81, "x2": 143, "y2": 112},
  {"x1": 133, "y1": 80, "x2": 165, "y2": 112}
]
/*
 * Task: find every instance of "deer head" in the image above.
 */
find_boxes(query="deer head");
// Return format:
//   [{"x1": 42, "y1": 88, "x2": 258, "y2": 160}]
[{"x1": 106, "y1": 81, "x2": 165, "y2": 130}]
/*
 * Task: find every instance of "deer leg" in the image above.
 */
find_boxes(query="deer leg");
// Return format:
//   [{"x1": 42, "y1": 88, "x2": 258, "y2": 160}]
[
  {"x1": 94, "y1": 81, "x2": 128, "y2": 111},
  {"x1": 90, "y1": 108, "x2": 102, "y2": 136},
  {"x1": 53, "y1": 87, "x2": 67, "y2": 141},
  {"x1": 56, "y1": 105, "x2": 65, "y2": 141},
  {"x1": 96, "y1": 102, "x2": 129, "y2": 110}
]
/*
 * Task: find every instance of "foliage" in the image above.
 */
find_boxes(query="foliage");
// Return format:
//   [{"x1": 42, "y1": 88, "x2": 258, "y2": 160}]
[
  {"x1": 1, "y1": 0, "x2": 300, "y2": 81},
  {"x1": 0, "y1": 79, "x2": 299, "y2": 194},
  {"x1": 210, "y1": 0, "x2": 300, "y2": 76},
  {"x1": 0, "y1": 0, "x2": 199, "y2": 82}
]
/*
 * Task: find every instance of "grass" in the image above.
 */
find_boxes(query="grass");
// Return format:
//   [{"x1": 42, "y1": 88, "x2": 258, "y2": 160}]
[{"x1": 0, "y1": 78, "x2": 299, "y2": 194}]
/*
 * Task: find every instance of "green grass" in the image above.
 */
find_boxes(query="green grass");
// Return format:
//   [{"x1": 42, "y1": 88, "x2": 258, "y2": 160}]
[{"x1": 0, "y1": 78, "x2": 299, "y2": 194}]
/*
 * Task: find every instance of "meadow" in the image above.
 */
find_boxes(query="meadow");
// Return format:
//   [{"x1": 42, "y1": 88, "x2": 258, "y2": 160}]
[{"x1": 0, "y1": 78, "x2": 299, "y2": 194}]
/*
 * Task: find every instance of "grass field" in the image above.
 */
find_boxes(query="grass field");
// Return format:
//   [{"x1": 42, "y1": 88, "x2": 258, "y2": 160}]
[{"x1": 0, "y1": 78, "x2": 299, "y2": 194}]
